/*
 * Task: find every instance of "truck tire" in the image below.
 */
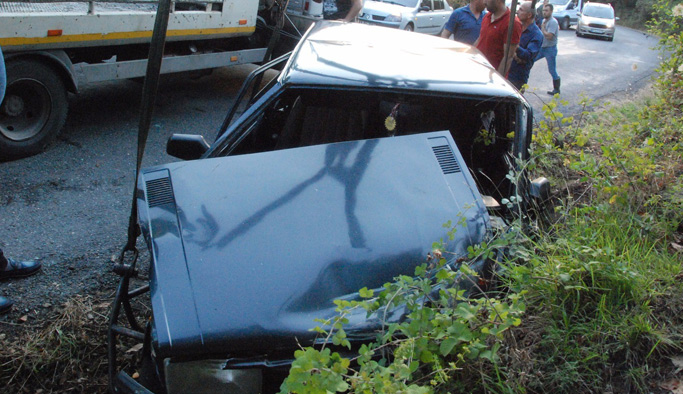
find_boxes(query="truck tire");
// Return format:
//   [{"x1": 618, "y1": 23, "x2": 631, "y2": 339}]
[{"x1": 0, "y1": 59, "x2": 68, "y2": 161}]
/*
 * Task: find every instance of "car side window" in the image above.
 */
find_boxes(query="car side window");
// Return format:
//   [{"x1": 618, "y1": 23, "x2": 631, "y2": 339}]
[
  {"x1": 420, "y1": 0, "x2": 432, "y2": 10},
  {"x1": 433, "y1": 0, "x2": 444, "y2": 10}
]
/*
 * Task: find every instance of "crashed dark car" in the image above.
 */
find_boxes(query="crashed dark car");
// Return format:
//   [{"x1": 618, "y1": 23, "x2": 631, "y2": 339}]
[{"x1": 109, "y1": 21, "x2": 546, "y2": 394}]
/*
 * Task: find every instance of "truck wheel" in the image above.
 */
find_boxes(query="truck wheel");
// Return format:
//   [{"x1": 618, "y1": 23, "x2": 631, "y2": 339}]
[{"x1": 0, "y1": 60, "x2": 68, "y2": 161}]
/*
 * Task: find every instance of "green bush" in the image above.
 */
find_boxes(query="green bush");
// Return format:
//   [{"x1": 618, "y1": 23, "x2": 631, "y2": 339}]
[{"x1": 279, "y1": 1, "x2": 683, "y2": 392}]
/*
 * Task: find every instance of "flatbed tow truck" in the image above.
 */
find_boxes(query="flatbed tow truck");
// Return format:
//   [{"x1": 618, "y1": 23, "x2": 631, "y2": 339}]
[{"x1": 0, "y1": 0, "x2": 291, "y2": 160}]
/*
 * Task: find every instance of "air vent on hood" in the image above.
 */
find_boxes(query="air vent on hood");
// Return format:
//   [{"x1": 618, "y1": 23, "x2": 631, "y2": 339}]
[
  {"x1": 146, "y1": 177, "x2": 175, "y2": 207},
  {"x1": 432, "y1": 145, "x2": 461, "y2": 174}
]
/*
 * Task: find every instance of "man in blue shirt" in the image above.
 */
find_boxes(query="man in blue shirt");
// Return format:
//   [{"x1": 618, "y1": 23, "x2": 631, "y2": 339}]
[
  {"x1": 508, "y1": 1, "x2": 543, "y2": 91},
  {"x1": 440, "y1": 0, "x2": 486, "y2": 45}
]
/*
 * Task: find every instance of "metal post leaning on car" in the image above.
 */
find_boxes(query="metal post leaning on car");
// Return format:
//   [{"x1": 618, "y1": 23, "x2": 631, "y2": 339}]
[
  {"x1": 502, "y1": 0, "x2": 519, "y2": 77},
  {"x1": 108, "y1": 0, "x2": 171, "y2": 391}
]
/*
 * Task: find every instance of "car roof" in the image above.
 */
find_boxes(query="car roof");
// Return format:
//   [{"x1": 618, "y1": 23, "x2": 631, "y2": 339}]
[{"x1": 279, "y1": 21, "x2": 522, "y2": 99}]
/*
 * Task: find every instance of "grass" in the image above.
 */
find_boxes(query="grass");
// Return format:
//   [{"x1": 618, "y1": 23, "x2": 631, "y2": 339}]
[
  {"x1": 501, "y1": 206, "x2": 683, "y2": 392},
  {"x1": 0, "y1": 291, "x2": 149, "y2": 393},
  {"x1": 0, "y1": 295, "x2": 111, "y2": 392}
]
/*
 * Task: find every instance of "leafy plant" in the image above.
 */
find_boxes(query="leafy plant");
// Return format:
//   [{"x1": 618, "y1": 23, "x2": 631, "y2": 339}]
[{"x1": 280, "y1": 235, "x2": 527, "y2": 393}]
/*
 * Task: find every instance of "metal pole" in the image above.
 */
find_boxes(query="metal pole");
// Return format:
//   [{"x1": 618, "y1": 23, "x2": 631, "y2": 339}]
[{"x1": 502, "y1": 0, "x2": 519, "y2": 77}]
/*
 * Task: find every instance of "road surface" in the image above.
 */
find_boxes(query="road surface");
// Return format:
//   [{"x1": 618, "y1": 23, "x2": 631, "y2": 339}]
[{"x1": 526, "y1": 25, "x2": 661, "y2": 115}]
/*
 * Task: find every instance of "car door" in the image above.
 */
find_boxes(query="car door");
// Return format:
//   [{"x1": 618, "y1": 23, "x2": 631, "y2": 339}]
[
  {"x1": 413, "y1": 0, "x2": 433, "y2": 33},
  {"x1": 569, "y1": 0, "x2": 580, "y2": 24},
  {"x1": 431, "y1": 0, "x2": 451, "y2": 35}
]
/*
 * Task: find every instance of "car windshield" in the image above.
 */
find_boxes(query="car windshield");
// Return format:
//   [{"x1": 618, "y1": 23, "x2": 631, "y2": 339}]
[
  {"x1": 377, "y1": 0, "x2": 419, "y2": 7},
  {"x1": 216, "y1": 84, "x2": 524, "y2": 205},
  {"x1": 583, "y1": 5, "x2": 614, "y2": 18}
]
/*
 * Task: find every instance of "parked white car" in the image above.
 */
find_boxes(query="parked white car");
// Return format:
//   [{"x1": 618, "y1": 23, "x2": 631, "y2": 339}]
[
  {"x1": 576, "y1": 2, "x2": 617, "y2": 41},
  {"x1": 535, "y1": 0, "x2": 582, "y2": 30},
  {"x1": 358, "y1": 0, "x2": 453, "y2": 35}
]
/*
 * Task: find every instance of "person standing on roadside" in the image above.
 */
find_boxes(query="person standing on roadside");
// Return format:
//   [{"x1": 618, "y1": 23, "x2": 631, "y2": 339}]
[
  {"x1": 440, "y1": 0, "x2": 487, "y2": 45},
  {"x1": 0, "y1": 47, "x2": 42, "y2": 314},
  {"x1": 0, "y1": 45, "x2": 5, "y2": 101},
  {"x1": 324, "y1": 0, "x2": 363, "y2": 22},
  {"x1": 508, "y1": 1, "x2": 543, "y2": 91},
  {"x1": 0, "y1": 247, "x2": 42, "y2": 314},
  {"x1": 473, "y1": 0, "x2": 522, "y2": 76},
  {"x1": 535, "y1": 0, "x2": 548, "y2": 27},
  {"x1": 535, "y1": 2, "x2": 561, "y2": 95}
]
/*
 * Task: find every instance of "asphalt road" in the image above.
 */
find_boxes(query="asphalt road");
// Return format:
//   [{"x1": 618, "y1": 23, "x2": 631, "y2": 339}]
[
  {"x1": 525, "y1": 25, "x2": 661, "y2": 114},
  {"x1": 0, "y1": 24, "x2": 663, "y2": 314}
]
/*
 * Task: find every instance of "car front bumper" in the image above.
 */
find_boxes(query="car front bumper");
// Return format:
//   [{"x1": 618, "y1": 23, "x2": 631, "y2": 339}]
[
  {"x1": 357, "y1": 17, "x2": 401, "y2": 29},
  {"x1": 577, "y1": 24, "x2": 614, "y2": 37}
]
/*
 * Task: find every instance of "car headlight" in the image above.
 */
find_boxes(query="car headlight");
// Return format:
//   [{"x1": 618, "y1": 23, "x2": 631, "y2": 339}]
[
  {"x1": 164, "y1": 359, "x2": 262, "y2": 394},
  {"x1": 605, "y1": 20, "x2": 615, "y2": 28},
  {"x1": 384, "y1": 14, "x2": 402, "y2": 22}
]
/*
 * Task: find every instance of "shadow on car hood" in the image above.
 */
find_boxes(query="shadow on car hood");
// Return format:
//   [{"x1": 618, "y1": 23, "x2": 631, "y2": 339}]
[{"x1": 137, "y1": 131, "x2": 490, "y2": 359}]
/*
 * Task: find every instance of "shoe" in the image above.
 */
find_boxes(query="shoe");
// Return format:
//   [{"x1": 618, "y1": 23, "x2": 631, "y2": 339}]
[
  {"x1": 0, "y1": 296, "x2": 13, "y2": 314},
  {"x1": 0, "y1": 252, "x2": 42, "y2": 280},
  {"x1": 546, "y1": 78, "x2": 561, "y2": 95}
]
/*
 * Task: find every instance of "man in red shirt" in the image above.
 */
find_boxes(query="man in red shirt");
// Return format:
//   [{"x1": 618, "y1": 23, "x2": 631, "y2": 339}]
[{"x1": 474, "y1": 0, "x2": 522, "y2": 76}]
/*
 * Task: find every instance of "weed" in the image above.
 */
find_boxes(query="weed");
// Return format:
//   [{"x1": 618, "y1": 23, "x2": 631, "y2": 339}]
[{"x1": 0, "y1": 291, "x2": 149, "y2": 393}]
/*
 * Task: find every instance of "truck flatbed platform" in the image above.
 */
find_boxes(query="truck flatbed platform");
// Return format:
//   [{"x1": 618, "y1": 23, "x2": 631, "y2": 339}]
[{"x1": 0, "y1": 1, "x2": 155, "y2": 14}]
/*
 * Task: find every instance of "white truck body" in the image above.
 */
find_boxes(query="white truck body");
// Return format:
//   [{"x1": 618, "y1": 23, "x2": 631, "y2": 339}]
[
  {"x1": 0, "y1": 0, "x2": 283, "y2": 160},
  {"x1": 0, "y1": 1, "x2": 259, "y2": 52}
]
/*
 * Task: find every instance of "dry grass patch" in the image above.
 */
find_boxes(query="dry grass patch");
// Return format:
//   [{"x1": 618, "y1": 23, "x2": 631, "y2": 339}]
[{"x1": 1, "y1": 295, "x2": 114, "y2": 393}]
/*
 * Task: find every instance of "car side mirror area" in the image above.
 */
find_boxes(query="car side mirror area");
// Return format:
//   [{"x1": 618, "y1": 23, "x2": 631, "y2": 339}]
[
  {"x1": 167, "y1": 134, "x2": 210, "y2": 160},
  {"x1": 615, "y1": 16, "x2": 620, "y2": 21},
  {"x1": 419, "y1": 6, "x2": 430, "y2": 12},
  {"x1": 530, "y1": 176, "x2": 550, "y2": 202},
  {"x1": 525, "y1": 176, "x2": 553, "y2": 225}
]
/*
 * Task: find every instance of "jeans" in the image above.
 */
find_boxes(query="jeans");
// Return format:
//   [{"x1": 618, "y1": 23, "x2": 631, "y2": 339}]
[
  {"x1": 535, "y1": 45, "x2": 560, "y2": 81},
  {"x1": 0, "y1": 46, "x2": 5, "y2": 101}
]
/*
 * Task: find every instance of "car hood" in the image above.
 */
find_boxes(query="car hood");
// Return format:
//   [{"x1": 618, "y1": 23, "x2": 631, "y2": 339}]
[
  {"x1": 362, "y1": 0, "x2": 414, "y2": 15},
  {"x1": 580, "y1": 15, "x2": 613, "y2": 24},
  {"x1": 137, "y1": 131, "x2": 490, "y2": 359}
]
